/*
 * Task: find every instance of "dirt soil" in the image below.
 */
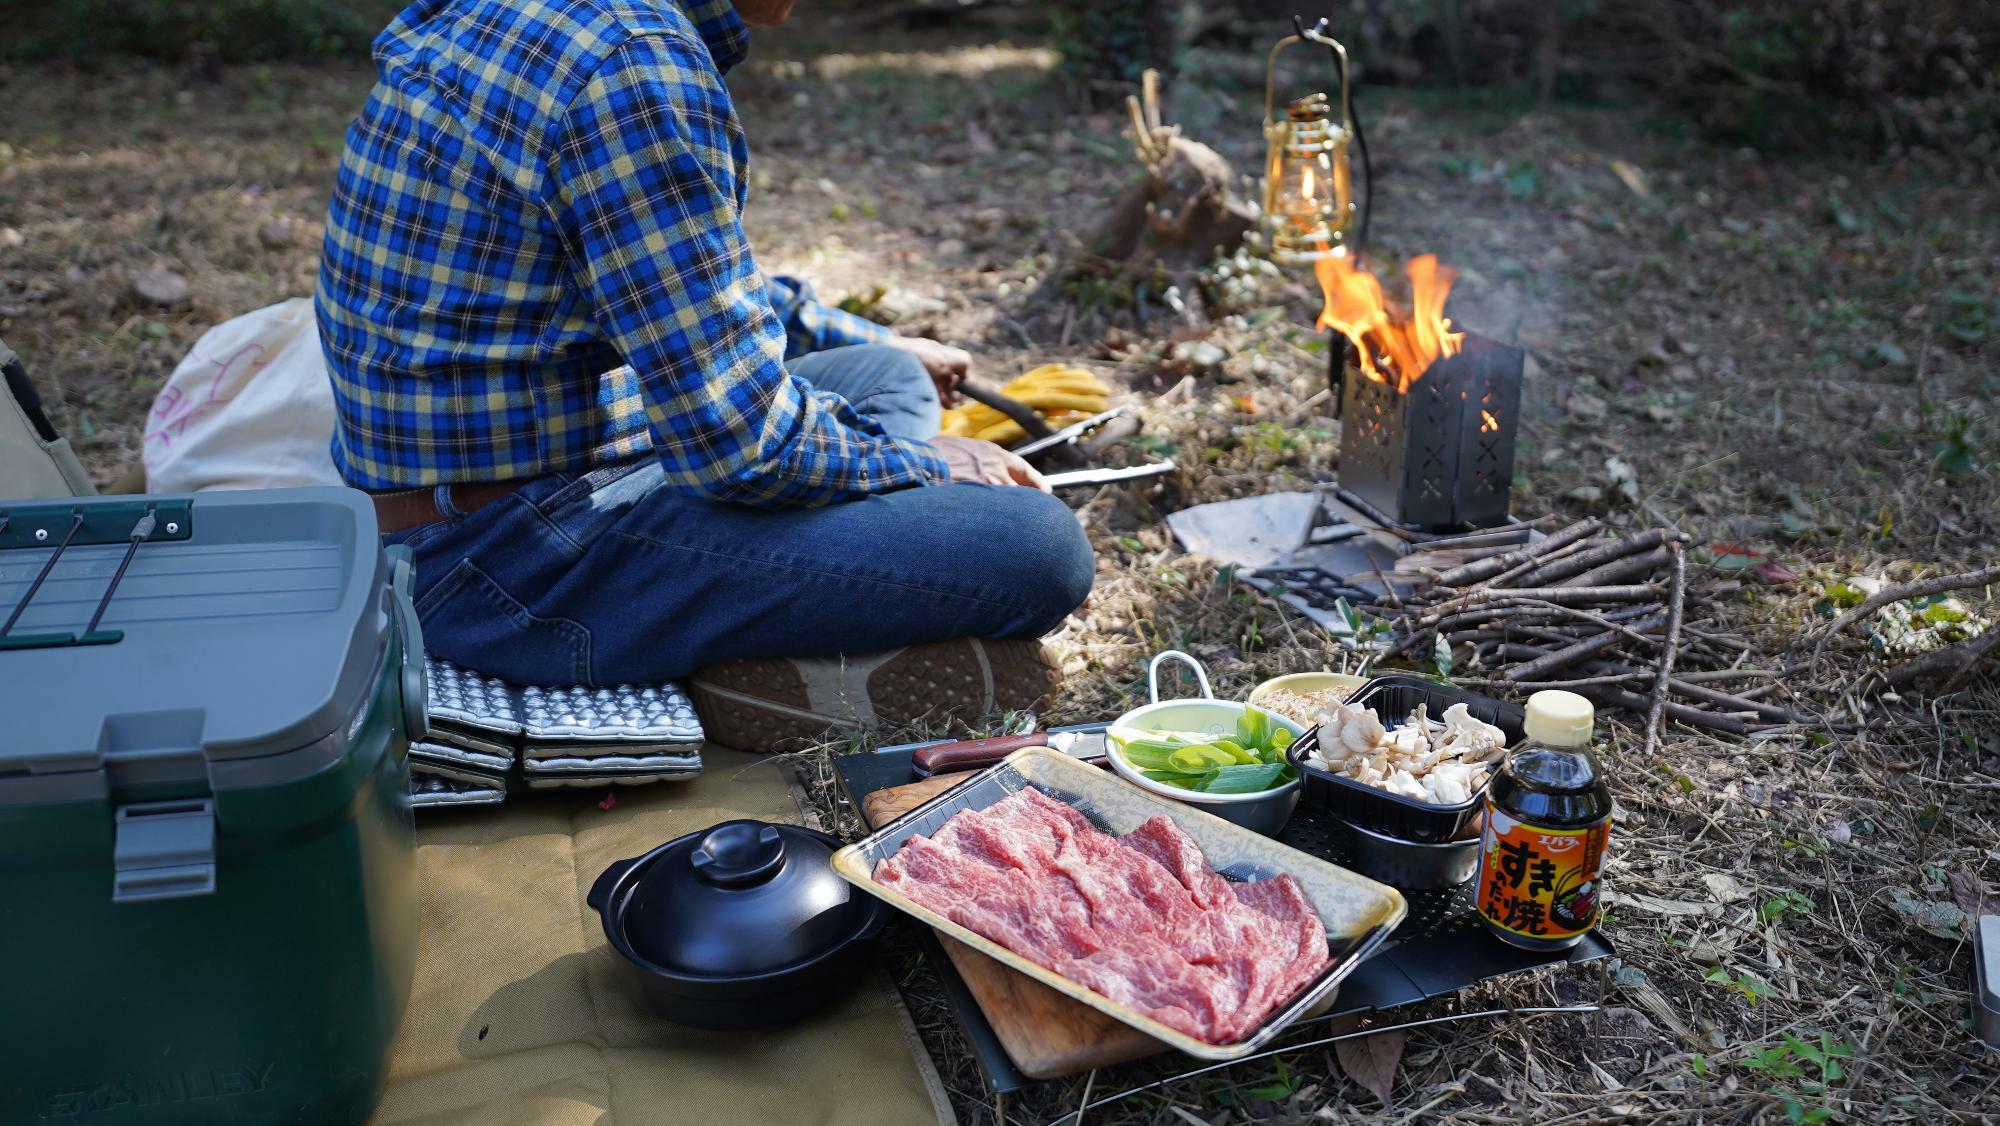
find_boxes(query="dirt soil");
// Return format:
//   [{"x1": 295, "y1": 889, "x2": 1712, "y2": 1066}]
[{"x1": 4, "y1": 9, "x2": 1999, "y2": 1125}]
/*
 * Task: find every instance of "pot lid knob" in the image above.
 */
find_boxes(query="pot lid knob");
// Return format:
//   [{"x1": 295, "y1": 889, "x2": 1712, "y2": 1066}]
[{"x1": 689, "y1": 820, "x2": 786, "y2": 887}]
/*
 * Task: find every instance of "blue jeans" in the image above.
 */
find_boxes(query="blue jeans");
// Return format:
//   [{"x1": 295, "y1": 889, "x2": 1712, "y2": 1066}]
[{"x1": 386, "y1": 344, "x2": 1095, "y2": 686}]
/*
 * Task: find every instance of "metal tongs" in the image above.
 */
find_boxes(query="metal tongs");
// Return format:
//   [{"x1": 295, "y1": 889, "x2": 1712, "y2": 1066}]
[
  {"x1": 1013, "y1": 406, "x2": 1134, "y2": 462},
  {"x1": 1011, "y1": 405, "x2": 1177, "y2": 491}
]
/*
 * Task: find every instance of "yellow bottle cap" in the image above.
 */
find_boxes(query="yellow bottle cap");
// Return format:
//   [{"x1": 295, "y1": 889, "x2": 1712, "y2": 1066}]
[{"x1": 1524, "y1": 690, "x2": 1595, "y2": 747}]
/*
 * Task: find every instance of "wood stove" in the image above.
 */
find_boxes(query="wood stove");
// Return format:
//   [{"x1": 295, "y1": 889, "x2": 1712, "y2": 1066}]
[{"x1": 1332, "y1": 332, "x2": 1523, "y2": 531}]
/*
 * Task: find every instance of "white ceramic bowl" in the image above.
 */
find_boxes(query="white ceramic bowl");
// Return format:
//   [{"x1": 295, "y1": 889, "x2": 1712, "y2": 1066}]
[{"x1": 1105, "y1": 699, "x2": 1309, "y2": 836}]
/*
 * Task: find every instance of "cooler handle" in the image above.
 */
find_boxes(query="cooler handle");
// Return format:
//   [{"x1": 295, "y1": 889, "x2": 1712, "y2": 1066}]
[
  {"x1": 113, "y1": 799, "x2": 216, "y2": 903},
  {"x1": 387, "y1": 545, "x2": 429, "y2": 743}
]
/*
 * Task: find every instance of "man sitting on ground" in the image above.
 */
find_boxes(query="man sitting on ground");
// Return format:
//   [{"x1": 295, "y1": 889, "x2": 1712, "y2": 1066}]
[{"x1": 316, "y1": 0, "x2": 1094, "y2": 750}]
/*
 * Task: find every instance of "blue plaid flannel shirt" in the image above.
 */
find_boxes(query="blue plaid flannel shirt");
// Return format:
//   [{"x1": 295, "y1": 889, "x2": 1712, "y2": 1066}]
[{"x1": 315, "y1": 0, "x2": 946, "y2": 505}]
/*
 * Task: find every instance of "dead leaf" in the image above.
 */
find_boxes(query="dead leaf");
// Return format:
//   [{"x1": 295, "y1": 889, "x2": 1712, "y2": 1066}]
[
  {"x1": 1335, "y1": 1027, "x2": 1404, "y2": 1109},
  {"x1": 1568, "y1": 391, "x2": 1608, "y2": 420},
  {"x1": 1608, "y1": 158, "x2": 1650, "y2": 199},
  {"x1": 1696, "y1": 543, "x2": 1763, "y2": 571},
  {"x1": 1588, "y1": 1059, "x2": 1626, "y2": 1091},
  {"x1": 257, "y1": 216, "x2": 307, "y2": 249},
  {"x1": 1605, "y1": 456, "x2": 1640, "y2": 502},
  {"x1": 1701, "y1": 873, "x2": 1753, "y2": 903},
  {"x1": 1751, "y1": 560, "x2": 1800, "y2": 584},
  {"x1": 1949, "y1": 870, "x2": 1996, "y2": 920},
  {"x1": 131, "y1": 268, "x2": 190, "y2": 308},
  {"x1": 1169, "y1": 339, "x2": 1226, "y2": 371},
  {"x1": 1606, "y1": 889, "x2": 1720, "y2": 918},
  {"x1": 1890, "y1": 888, "x2": 1968, "y2": 940}
]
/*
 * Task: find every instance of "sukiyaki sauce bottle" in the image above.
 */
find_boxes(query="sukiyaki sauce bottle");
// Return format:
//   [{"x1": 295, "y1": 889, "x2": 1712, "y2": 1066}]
[{"x1": 1476, "y1": 690, "x2": 1612, "y2": 951}]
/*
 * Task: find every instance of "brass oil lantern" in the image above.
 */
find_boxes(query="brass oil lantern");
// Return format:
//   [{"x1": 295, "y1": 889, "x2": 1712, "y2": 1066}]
[{"x1": 1262, "y1": 19, "x2": 1368, "y2": 264}]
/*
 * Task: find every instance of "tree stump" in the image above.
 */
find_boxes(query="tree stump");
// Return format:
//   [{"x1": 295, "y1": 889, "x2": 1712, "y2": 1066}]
[{"x1": 1038, "y1": 69, "x2": 1256, "y2": 324}]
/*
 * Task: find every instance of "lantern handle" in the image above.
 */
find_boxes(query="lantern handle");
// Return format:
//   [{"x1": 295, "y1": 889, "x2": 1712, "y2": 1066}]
[
  {"x1": 1263, "y1": 19, "x2": 1351, "y2": 136},
  {"x1": 1264, "y1": 15, "x2": 1370, "y2": 258}
]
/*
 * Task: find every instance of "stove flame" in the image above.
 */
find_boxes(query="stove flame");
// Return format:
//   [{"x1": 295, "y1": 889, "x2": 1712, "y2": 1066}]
[
  {"x1": 1315, "y1": 253, "x2": 1465, "y2": 394},
  {"x1": 1480, "y1": 410, "x2": 1500, "y2": 432}
]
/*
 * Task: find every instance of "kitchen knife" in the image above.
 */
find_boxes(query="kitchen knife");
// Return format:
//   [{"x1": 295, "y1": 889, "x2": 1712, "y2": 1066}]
[{"x1": 910, "y1": 730, "x2": 1108, "y2": 777}]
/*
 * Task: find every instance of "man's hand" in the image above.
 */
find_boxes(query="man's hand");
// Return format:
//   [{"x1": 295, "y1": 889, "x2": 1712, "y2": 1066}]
[
  {"x1": 730, "y1": 0, "x2": 798, "y2": 28},
  {"x1": 887, "y1": 336, "x2": 970, "y2": 407},
  {"x1": 928, "y1": 436, "x2": 1050, "y2": 492}
]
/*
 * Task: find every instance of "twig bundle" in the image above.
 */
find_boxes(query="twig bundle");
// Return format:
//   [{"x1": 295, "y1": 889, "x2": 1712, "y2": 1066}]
[{"x1": 1388, "y1": 521, "x2": 1814, "y2": 736}]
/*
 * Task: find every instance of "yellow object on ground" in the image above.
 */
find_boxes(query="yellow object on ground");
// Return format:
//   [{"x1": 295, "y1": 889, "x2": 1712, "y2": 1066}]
[
  {"x1": 371, "y1": 747, "x2": 952, "y2": 1126},
  {"x1": 939, "y1": 363, "x2": 1111, "y2": 447}
]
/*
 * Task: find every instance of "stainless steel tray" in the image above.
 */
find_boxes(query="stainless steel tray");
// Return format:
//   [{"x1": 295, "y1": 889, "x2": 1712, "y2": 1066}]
[{"x1": 831, "y1": 747, "x2": 1407, "y2": 1060}]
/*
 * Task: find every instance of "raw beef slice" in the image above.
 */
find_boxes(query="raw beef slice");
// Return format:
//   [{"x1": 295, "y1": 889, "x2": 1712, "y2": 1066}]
[{"x1": 873, "y1": 788, "x2": 1333, "y2": 1042}]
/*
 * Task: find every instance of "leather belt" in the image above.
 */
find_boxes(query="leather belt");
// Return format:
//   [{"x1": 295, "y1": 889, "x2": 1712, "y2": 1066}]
[{"x1": 371, "y1": 480, "x2": 523, "y2": 536}]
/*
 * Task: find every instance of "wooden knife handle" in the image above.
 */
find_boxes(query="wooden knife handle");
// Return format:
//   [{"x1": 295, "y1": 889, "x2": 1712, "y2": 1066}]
[{"x1": 912, "y1": 733, "x2": 1050, "y2": 776}]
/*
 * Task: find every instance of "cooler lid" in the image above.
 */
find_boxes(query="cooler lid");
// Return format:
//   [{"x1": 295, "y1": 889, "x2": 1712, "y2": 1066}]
[{"x1": 0, "y1": 488, "x2": 392, "y2": 793}]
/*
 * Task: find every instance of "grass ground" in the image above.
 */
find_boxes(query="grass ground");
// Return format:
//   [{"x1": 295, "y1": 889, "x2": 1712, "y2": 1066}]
[{"x1": 4, "y1": 9, "x2": 1998, "y2": 1124}]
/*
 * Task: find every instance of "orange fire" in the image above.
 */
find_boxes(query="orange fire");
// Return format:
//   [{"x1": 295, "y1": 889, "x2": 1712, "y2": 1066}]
[{"x1": 1314, "y1": 253, "x2": 1465, "y2": 393}]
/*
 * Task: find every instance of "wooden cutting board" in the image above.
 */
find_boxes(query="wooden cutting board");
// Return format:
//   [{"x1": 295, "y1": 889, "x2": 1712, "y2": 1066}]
[{"x1": 861, "y1": 774, "x2": 1165, "y2": 1079}]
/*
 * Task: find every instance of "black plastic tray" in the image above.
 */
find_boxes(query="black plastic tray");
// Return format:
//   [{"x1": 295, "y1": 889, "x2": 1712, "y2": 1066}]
[{"x1": 1286, "y1": 675, "x2": 1527, "y2": 843}]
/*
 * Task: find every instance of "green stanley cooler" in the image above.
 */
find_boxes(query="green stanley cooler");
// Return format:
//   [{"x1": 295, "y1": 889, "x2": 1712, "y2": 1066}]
[{"x1": 0, "y1": 488, "x2": 424, "y2": 1125}]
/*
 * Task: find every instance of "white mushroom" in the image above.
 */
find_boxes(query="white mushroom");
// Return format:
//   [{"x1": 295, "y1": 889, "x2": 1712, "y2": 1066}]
[
  {"x1": 1320, "y1": 701, "x2": 1387, "y2": 757},
  {"x1": 1436, "y1": 703, "x2": 1506, "y2": 757},
  {"x1": 1303, "y1": 697, "x2": 1510, "y2": 805},
  {"x1": 1419, "y1": 760, "x2": 1487, "y2": 804}
]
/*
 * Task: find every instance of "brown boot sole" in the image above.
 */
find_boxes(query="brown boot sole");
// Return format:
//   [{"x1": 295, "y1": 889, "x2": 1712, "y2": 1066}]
[{"x1": 689, "y1": 639, "x2": 1060, "y2": 754}]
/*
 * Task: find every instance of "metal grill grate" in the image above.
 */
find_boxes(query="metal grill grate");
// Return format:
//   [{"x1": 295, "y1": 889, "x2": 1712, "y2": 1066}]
[{"x1": 1277, "y1": 801, "x2": 1475, "y2": 938}]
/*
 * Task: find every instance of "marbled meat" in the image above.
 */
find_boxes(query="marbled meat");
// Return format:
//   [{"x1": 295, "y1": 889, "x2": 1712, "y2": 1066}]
[{"x1": 872, "y1": 787, "x2": 1332, "y2": 1043}]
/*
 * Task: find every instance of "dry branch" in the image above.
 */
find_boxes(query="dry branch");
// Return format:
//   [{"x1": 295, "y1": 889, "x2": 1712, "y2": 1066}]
[
  {"x1": 1504, "y1": 618, "x2": 1662, "y2": 683},
  {"x1": 1567, "y1": 543, "x2": 1674, "y2": 589},
  {"x1": 1510, "y1": 529, "x2": 1674, "y2": 588},
  {"x1": 1642, "y1": 542, "x2": 1688, "y2": 756},
  {"x1": 1488, "y1": 533, "x2": 1602, "y2": 586},
  {"x1": 1591, "y1": 685, "x2": 1750, "y2": 735},
  {"x1": 1435, "y1": 518, "x2": 1601, "y2": 586},
  {"x1": 1880, "y1": 625, "x2": 2000, "y2": 691},
  {"x1": 1419, "y1": 584, "x2": 1662, "y2": 622}
]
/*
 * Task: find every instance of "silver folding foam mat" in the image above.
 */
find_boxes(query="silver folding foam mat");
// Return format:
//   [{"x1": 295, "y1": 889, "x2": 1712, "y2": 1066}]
[
  {"x1": 411, "y1": 740, "x2": 514, "y2": 775},
  {"x1": 415, "y1": 656, "x2": 705, "y2": 808},
  {"x1": 518, "y1": 682, "x2": 704, "y2": 748},
  {"x1": 426, "y1": 657, "x2": 705, "y2": 753},
  {"x1": 425, "y1": 659, "x2": 525, "y2": 737},
  {"x1": 520, "y1": 748, "x2": 704, "y2": 782},
  {"x1": 410, "y1": 762, "x2": 508, "y2": 808}
]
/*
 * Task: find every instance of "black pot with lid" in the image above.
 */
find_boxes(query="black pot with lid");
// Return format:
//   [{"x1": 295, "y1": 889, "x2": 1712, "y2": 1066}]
[{"x1": 588, "y1": 819, "x2": 886, "y2": 1030}]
